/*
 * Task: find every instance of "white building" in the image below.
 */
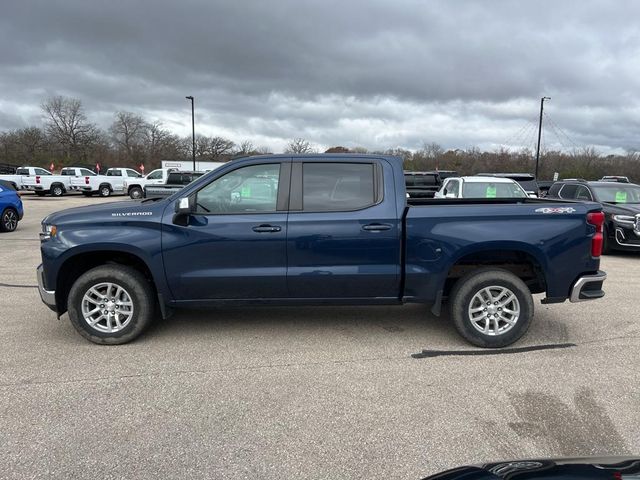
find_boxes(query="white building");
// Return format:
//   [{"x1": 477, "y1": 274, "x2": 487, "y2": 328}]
[{"x1": 161, "y1": 160, "x2": 226, "y2": 172}]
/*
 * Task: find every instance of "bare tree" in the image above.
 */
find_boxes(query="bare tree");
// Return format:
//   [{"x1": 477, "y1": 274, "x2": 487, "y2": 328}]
[
  {"x1": 41, "y1": 96, "x2": 98, "y2": 161},
  {"x1": 235, "y1": 140, "x2": 255, "y2": 156},
  {"x1": 109, "y1": 111, "x2": 149, "y2": 162},
  {"x1": 285, "y1": 137, "x2": 314, "y2": 154}
]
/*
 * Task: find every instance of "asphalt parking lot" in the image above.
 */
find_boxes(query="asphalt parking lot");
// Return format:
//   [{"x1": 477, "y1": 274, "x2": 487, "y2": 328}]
[{"x1": 1, "y1": 194, "x2": 639, "y2": 480}]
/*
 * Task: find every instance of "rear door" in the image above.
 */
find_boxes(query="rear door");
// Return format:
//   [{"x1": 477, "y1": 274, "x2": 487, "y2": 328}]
[{"x1": 286, "y1": 158, "x2": 401, "y2": 299}]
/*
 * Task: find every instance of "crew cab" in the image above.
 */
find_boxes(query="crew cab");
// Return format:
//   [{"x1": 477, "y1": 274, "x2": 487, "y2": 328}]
[
  {"x1": 547, "y1": 179, "x2": 640, "y2": 253},
  {"x1": 66, "y1": 167, "x2": 139, "y2": 197},
  {"x1": 143, "y1": 170, "x2": 204, "y2": 198},
  {"x1": 15, "y1": 166, "x2": 70, "y2": 196},
  {"x1": 37, "y1": 154, "x2": 606, "y2": 347},
  {"x1": 123, "y1": 168, "x2": 176, "y2": 199}
]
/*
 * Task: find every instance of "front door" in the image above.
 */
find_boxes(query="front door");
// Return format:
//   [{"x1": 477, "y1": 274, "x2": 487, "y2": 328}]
[{"x1": 162, "y1": 161, "x2": 290, "y2": 300}]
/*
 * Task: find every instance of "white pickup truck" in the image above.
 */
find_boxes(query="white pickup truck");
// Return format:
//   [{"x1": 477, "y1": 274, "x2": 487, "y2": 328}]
[
  {"x1": 18, "y1": 166, "x2": 71, "y2": 196},
  {"x1": 122, "y1": 168, "x2": 176, "y2": 199},
  {"x1": 67, "y1": 167, "x2": 142, "y2": 197}
]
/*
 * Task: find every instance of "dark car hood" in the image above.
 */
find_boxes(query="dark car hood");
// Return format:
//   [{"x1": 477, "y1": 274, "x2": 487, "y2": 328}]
[
  {"x1": 43, "y1": 198, "x2": 168, "y2": 225},
  {"x1": 422, "y1": 457, "x2": 640, "y2": 480},
  {"x1": 603, "y1": 202, "x2": 640, "y2": 215}
]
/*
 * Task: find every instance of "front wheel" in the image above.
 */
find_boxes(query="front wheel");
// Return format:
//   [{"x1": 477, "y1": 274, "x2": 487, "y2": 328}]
[
  {"x1": 449, "y1": 268, "x2": 534, "y2": 348},
  {"x1": 67, "y1": 265, "x2": 155, "y2": 344},
  {"x1": 0, "y1": 207, "x2": 19, "y2": 232}
]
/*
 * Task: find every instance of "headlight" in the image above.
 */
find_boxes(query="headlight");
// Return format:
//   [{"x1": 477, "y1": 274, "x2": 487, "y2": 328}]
[
  {"x1": 40, "y1": 224, "x2": 57, "y2": 240},
  {"x1": 612, "y1": 214, "x2": 636, "y2": 225}
]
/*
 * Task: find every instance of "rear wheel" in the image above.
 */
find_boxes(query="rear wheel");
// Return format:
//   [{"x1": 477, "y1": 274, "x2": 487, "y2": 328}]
[
  {"x1": 129, "y1": 186, "x2": 143, "y2": 199},
  {"x1": 449, "y1": 268, "x2": 533, "y2": 348},
  {"x1": 51, "y1": 184, "x2": 64, "y2": 197},
  {"x1": 0, "y1": 207, "x2": 18, "y2": 232},
  {"x1": 67, "y1": 265, "x2": 155, "y2": 344},
  {"x1": 99, "y1": 185, "x2": 111, "y2": 197}
]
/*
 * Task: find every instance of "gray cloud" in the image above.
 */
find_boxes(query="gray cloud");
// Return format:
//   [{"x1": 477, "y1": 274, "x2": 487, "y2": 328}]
[{"x1": 1, "y1": 0, "x2": 639, "y2": 152}]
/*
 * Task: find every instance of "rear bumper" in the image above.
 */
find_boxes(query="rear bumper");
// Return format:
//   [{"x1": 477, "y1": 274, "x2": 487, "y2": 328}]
[
  {"x1": 569, "y1": 270, "x2": 606, "y2": 302},
  {"x1": 36, "y1": 264, "x2": 57, "y2": 312}
]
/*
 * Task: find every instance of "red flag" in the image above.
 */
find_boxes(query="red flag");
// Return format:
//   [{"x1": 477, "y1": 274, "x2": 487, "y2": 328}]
[
  {"x1": 139, "y1": 163, "x2": 145, "y2": 174},
  {"x1": 49, "y1": 162, "x2": 54, "y2": 173},
  {"x1": 95, "y1": 162, "x2": 101, "y2": 173}
]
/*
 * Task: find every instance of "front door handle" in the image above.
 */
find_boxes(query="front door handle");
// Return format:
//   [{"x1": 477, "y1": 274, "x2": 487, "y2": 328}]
[
  {"x1": 362, "y1": 223, "x2": 392, "y2": 232},
  {"x1": 252, "y1": 224, "x2": 282, "y2": 233}
]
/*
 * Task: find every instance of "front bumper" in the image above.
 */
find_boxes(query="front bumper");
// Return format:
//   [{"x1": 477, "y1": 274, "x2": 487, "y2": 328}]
[
  {"x1": 569, "y1": 270, "x2": 606, "y2": 302},
  {"x1": 36, "y1": 264, "x2": 57, "y2": 312}
]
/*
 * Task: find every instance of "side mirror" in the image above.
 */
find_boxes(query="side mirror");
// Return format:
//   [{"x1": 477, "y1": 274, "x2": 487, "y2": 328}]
[{"x1": 173, "y1": 195, "x2": 195, "y2": 226}]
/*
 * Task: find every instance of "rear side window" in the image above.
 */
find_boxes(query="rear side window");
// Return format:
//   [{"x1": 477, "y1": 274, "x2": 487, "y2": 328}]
[
  {"x1": 80, "y1": 169, "x2": 96, "y2": 176},
  {"x1": 16, "y1": 168, "x2": 29, "y2": 175},
  {"x1": 547, "y1": 183, "x2": 562, "y2": 197},
  {"x1": 107, "y1": 170, "x2": 122, "y2": 176},
  {"x1": 61, "y1": 169, "x2": 74, "y2": 176},
  {"x1": 559, "y1": 184, "x2": 578, "y2": 199},
  {"x1": 35, "y1": 168, "x2": 51, "y2": 175},
  {"x1": 302, "y1": 163, "x2": 376, "y2": 211}
]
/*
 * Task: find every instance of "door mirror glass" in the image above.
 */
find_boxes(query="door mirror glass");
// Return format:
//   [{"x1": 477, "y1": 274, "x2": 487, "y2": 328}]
[{"x1": 173, "y1": 195, "x2": 195, "y2": 225}]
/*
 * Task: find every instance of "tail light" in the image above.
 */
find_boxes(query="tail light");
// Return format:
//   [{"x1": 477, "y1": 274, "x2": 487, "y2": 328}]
[
  {"x1": 85, "y1": 176, "x2": 90, "y2": 185},
  {"x1": 587, "y1": 211, "x2": 605, "y2": 257},
  {"x1": 35, "y1": 175, "x2": 41, "y2": 184}
]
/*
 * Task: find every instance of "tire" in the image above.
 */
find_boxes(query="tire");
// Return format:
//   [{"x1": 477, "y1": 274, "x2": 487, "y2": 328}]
[
  {"x1": 51, "y1": 184, "x2": 64, "y2": 197},
  {"x1": 67, "y1": 265, "x2": 156, "y2": 345},
  {"x1": 99, "y1": 185, "x2": 111, "y2": 197},
  {"x1": 129, "y1": 186, "x2": 143, "y2": 199},
  {"x1": 449, "y1": 268, "x2": 534, "y2": 348},
  {"x1": 0, "y1": 207, "x2": 19, "y2": 232}
]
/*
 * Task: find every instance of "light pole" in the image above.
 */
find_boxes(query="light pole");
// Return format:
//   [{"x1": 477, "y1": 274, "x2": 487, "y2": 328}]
[
  {"x1": 185, "y1": 96, "x2": 196, "y2": 170},
  {"x1": 535, "y1": 96, "x2": 550, "y2": 179}
]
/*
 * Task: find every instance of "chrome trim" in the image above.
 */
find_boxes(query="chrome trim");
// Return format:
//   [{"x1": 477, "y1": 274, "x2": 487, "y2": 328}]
[
  {"x1": 570, "y1": 271, "x2": 607, "y2": 303},
  {"x1": 615, "y1": 228, "x2": 640, "y2": 247},
  {"x1": 36, "y1": 265, "x2": 56, "y2": 308}
]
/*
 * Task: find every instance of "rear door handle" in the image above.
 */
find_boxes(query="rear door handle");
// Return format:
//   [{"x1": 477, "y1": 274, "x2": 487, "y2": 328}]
[
  {"x1": 362, "y1": 223, "x2": 392, "y2": 232},
  {"x1": 252, "y1": 224, "x2": 282, "y2": 233}
]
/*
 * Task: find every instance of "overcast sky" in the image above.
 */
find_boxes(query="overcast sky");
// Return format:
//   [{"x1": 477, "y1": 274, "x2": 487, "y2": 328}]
[{"x1": 1, "y1": 0, "x2": 639, "y2": 153}]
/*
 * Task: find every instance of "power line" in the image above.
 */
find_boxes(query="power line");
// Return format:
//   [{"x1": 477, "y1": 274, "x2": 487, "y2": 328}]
[{"x1": 543, "y1": 113, "x2": 581, "y2": 150}]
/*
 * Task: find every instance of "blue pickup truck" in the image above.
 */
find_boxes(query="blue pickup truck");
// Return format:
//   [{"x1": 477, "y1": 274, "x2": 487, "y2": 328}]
[{"x1": 37, "y1": 154, "x2": 606, "y2": 347}]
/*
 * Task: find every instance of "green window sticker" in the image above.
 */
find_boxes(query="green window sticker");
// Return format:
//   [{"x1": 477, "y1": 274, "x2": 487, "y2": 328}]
[
  {"x1": 486, "y1": 185, "x2": 497, "y2": 198},
  {"x1": 615, "y1": 191, "x2": 627, "y2": 203},
  {"x1": 241, "y1": 186, "x2": 251, "y2": 198}
]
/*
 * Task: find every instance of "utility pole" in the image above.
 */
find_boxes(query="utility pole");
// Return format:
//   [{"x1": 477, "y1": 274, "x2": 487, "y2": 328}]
[
  {"x1": 185, "y1": 96, "x2": 196, "y2": 170},
  {"x1": 535, "y1": 96, "x2": 550, "y2": 179}
]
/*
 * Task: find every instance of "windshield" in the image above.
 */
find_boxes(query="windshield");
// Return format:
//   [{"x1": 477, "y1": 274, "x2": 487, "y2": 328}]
[
  {"x1": 463, "y1": 181, "x2": 527, "y2": 198},
  {"x1": 591, "y1": 184, "x2": 640, "y2": 203}
]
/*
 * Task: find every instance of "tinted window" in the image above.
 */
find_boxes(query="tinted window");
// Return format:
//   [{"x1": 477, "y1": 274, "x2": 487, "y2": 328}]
[
  {"x1": 147, "y1": 170, "x2": 162, "y2": 180},
  {"x1": 303, "y1": 163, "x2": 375, "y2": 211},
  {"x1": 196, "y1": 164, "x2": 280, "y2": 214},
  {"x1": 559, "y1": 184, "x2": 579, "y2": 199},
  {"x1": 35, "y1": 168, "x2": 51, "y2": 175},
  {"x1": 575, "y1": 185, "x2": 593, "y2": 201},
  {"x1": 80, "y1": 169, "x2": 96, "y2": 176},
  {"x1": 107, "y1": 170, "x2": 121, "y2": 176}
]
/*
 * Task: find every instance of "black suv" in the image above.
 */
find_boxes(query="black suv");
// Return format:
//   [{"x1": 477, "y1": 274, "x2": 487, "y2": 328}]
[
  {"x1": 547, "y1": 180, "x2": 640, "y2": 253},
  {"x1": 404, "y1": 170, "x2": 458, "y2": 199}
]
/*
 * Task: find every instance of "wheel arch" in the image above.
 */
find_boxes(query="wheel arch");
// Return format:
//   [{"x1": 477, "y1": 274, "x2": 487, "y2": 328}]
[{"x1": 54, "y1": 249, "x2": 161, "y2": 314}]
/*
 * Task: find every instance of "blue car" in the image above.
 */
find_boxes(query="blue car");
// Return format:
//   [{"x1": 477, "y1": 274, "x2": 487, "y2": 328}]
[{"x1": 0, "y1": 180, "x2": 24, "y2": 232}]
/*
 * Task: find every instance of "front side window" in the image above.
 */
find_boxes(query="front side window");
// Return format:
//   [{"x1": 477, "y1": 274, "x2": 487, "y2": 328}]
[
  {"x1": 446, "y1": 180, "x2": 460, "y2": 197},
  {"x1": 80, "y1": 169, "x2": 96, "y2": 176},
  {"x1": 302, "y1": 163, "x2": 375, "y2": 211},
  {"x1": 35, "y1": 168, "x2": 51, "y2": 175},
  {"x1": 196, "y1": 164, "x2": 280, "y2": 213},
  {"x1": 146, "y1": 170, "x2": 162, "y2": 180}
]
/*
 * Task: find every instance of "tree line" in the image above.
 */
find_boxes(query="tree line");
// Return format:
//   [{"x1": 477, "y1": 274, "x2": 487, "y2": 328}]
[{"x1": 1, "y1": 95, "x2": 638, "y2": 181}]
